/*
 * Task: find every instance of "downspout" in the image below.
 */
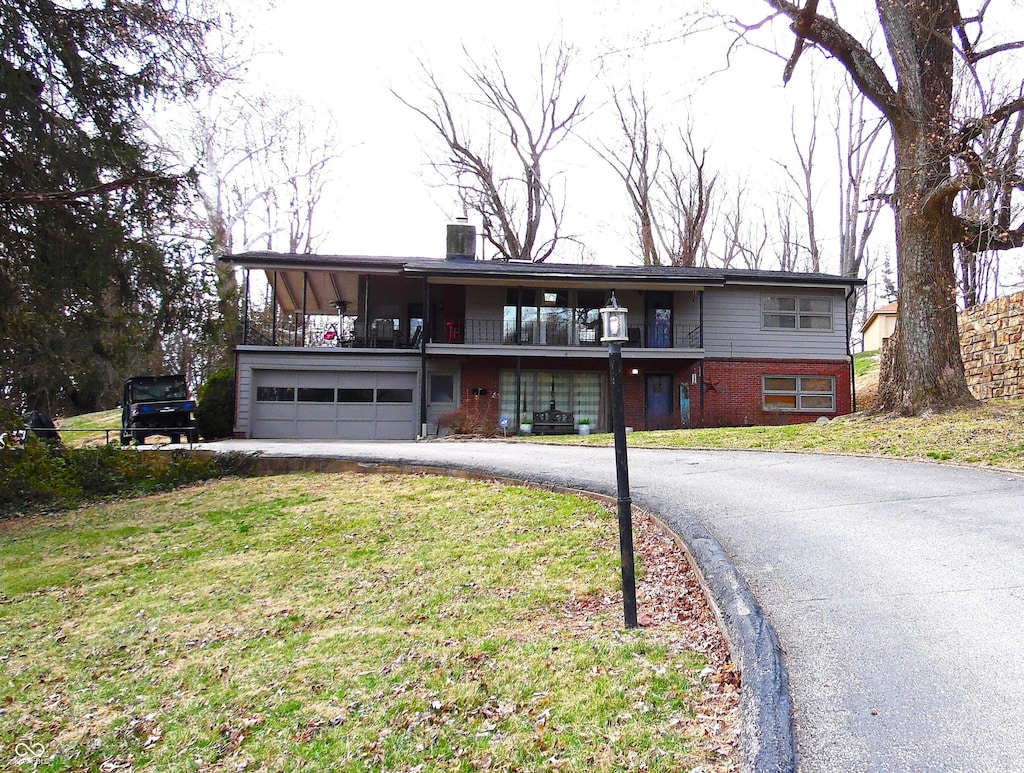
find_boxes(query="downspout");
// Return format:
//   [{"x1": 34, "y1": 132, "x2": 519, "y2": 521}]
[
  {"x1": 420, "y1": 278, "x2": 429, "y2": 437},
  {"x1": 699, "y1": 290, "x2": 705, "y2": 425},
  {"x1": 242, "y1": 269, "x2": 250, "y2": 345},
  {"x1": 845, "y1": 286, "x2": 857, "y2": 413}
]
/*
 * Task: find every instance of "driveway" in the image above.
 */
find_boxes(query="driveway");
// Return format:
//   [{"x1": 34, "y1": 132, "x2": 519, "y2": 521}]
[{"x1": 199, "y1": 439, "x2": 1024, "y2": 772}]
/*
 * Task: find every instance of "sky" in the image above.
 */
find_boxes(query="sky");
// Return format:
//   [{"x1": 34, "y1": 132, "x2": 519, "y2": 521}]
[
  {"x1": 228, "y1": 0, "x2": 1023, "y2": 306},
  {"x1": 237, "y1": 0, "x2": 828, "y2": 264}
]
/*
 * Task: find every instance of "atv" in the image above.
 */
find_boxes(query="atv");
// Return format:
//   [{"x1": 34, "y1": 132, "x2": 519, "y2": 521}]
[{"x1": 120, "y1": 374, "x2": 198, "y2": 445}]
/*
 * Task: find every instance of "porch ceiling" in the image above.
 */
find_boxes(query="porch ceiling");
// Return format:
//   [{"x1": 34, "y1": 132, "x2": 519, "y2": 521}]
[{"x1": 263, "y1": 269, "x2": 359, "y2": 316}]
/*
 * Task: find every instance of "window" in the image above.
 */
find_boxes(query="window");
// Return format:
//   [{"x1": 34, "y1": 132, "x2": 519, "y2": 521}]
[
  {"x1": 429, "y1": 373, "x2": 455, "y2": 403},
  {"x1": 499, "y1": 370, "x2": 605, "y2": 427},
  {"x1": 297, "y1": 387, "x2": 335, "y2": 403},
  {"x1": 377, "y1": 388, "x2": 413, "y2": 403},
  {"x1": 763, "y1": 375, "x2": 836, "y2": 411},
  {"x1": 338, "y1": 388, "x2": 374, "y2": 403},
  {"x1": 763, "y1": 296, "x2": 833, "y2": 331},
  {"x1": 256, "y1": 386, "x2": 295, "y2": 402}
]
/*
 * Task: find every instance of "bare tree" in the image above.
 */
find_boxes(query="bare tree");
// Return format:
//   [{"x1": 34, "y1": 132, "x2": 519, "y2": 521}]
[
  {"x1": 152, "y1": 86, "x2": 341, "y2": 384},
  {"x1": 739, "y1": 1, "x2": 1024, "y2": 416},
  {"x1": 396, "y1": 42, "x2": 585, "y2": 262},
  {"x1": 593, "y1": 87, "x2": 663, "y2": 265},
  {"x1": 955, "y1": 82, "x2": 1024, "y2": 306},
  {"x1": 833, "y1": 76, "x2": 894, "y2": 330},
  {"x1": 778, "y1": 105, "x2": 822, "y2": 272},
  {"x1": 593, "y1": 88, "x2": 719, "y2": 268},
  {"x1": 659, "y1": 128, "x2": 719, "y2": 267}
]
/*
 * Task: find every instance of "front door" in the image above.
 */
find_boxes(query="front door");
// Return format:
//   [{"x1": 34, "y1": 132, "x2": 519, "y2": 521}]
[
  {"x1": 645, "y1": 374, "x2": 673, "y2": 430},
  {"x1": 646, "y1": 292, "x2": 672, "y2": 348}
]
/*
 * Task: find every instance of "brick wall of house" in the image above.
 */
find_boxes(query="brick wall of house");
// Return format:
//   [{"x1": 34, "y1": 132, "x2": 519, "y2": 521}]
[
  {"x1": 452, "y1": 356, "x2": 853, "y2": 430},
  {"x1": 700, "y1": 358, "x2": 853, "y2": 427},
  {"x1": 959, "y1": 290, "x2": 1024, "y2": 400}
]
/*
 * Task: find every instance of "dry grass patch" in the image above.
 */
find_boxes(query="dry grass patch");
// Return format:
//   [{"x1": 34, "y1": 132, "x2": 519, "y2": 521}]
[{"x1": 0, "y1": 473, "x2": 737, "y2": 772}]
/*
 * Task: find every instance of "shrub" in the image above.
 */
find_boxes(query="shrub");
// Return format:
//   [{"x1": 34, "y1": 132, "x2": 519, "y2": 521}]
[
  {"x1": 0, "y1": 442, "x2": 258, "y2": 518},
  {"x1": 196, "y1": 368, "x2": 235, "y2": 440},
  {"x1": 438, "y1": 395, "x2": 501, "y2": 437}
]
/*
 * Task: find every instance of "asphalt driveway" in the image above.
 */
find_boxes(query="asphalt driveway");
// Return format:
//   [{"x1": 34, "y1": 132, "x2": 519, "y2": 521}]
[{"x1": 199, "y1": 439, "x2": 1024, "y2": 772}]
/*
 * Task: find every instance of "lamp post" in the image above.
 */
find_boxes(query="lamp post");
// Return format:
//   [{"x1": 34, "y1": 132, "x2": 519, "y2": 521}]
[{"x1": 600, "y1": 292, "x2": 638, "y2": 629}]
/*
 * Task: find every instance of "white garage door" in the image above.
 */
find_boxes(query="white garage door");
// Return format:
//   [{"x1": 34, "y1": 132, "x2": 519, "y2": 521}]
[{"x1": 251, "y1": 370, "x2": 418, "y2": 440}]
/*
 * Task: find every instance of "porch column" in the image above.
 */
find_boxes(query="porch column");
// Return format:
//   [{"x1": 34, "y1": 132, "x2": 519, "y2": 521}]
[{"x1": 420, "y1": 278, "x2": 429, "y2": 435}]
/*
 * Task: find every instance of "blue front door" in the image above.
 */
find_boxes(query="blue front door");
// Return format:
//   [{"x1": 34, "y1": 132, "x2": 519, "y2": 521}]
[{"x1": 646, "y1": 374, "x2": 673, "y2": 430}]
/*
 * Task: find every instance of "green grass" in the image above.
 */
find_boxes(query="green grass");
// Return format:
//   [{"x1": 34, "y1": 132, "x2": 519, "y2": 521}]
[
  {"x1": 56, "y1": 409, "x2": 121, "y2": 447},
  {"x1": 853, "y1": 349, "x2": 880, "y2": 377},
  {"x1": 0, "y1": 473, "x2": 735, "y2": 772},
  {"x1": 539, "y1": 400, "x2": 1024, "y2": 471}
]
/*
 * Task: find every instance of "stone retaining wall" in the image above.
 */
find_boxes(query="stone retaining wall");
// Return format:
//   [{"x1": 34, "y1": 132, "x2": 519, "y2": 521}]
[{"x1": 959, "y1": 290, "x2": 1024, "y2": 400}]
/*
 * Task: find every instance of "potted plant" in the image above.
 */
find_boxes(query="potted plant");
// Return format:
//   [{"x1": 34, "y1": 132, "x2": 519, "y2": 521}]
[
  {"x1": 577, "y1": 417, "x2": 591, "y2": 436},
  {"x1": 520, "y1": 415, "x2": 533, "y2": 434}
]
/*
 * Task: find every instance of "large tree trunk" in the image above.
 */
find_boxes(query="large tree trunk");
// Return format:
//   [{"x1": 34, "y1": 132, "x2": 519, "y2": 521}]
[
  {"x1": 871, "y1": 0, "x2": 976, "y2": 415},
  {"x1": 875, "y1": 166, "x2": 975, "y2": 413}
]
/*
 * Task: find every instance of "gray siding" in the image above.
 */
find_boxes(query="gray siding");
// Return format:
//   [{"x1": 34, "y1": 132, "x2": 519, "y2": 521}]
[
  {"x1": 702, "y1": 287, "x2": 849, "y2": 359},
  {"x1": 465, "y1": 286, "x2": 505, "y2": 344},
  {"x1": 235, "y1": 349, "x2": 421, "y2": 437}
]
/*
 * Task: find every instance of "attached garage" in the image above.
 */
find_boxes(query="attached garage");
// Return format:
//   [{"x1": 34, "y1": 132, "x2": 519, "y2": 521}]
[{"x1": 250, "y1": 368, "x2": 418, "y2": 440}]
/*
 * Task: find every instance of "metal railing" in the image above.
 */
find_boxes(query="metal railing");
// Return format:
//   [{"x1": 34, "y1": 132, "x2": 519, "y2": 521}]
[
  {"x1": 1, "y1": 427, "x2": 200, "y2": 448},
  {"x1": 242, "y1": 316, "x2": 703, "y2": 351},
  {"x1": 460, "y1": 319, "x2": 703, "y2": 349}
]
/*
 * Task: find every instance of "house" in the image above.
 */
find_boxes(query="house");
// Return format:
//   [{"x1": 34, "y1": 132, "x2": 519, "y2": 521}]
[
  {"x1": 861, "y1": 301, "x2": 898, "y2": 351},
  {"x1": 223, "y1": 240, "x2": 863, "y2": 440}
]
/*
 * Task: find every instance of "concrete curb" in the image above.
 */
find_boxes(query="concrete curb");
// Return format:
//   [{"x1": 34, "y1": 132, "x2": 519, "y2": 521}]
[{"x1": 231, "y1": 450, "x2": 798, "y2": 772}]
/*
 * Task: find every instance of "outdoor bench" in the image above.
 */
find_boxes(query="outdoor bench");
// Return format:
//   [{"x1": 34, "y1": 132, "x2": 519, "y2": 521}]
[{"x1": 532, "y1": 408, "x2": 575, "y2": 435}]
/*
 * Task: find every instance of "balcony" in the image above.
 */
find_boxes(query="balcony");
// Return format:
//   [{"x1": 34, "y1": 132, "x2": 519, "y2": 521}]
[
  {"x1": 454, "y1": 319, "x2": 702, "y2": 350},
  {"x1": 242, "y1": 314, "x2": 702, "y2": 354}
]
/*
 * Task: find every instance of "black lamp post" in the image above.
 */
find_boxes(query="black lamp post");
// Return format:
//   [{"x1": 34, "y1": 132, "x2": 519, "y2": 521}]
[{"x1": 600, "y1": 292, "x2": 638, "y2": 629}]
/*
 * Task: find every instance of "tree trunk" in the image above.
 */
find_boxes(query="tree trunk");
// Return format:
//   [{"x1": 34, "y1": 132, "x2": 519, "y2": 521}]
[{"x1": 873, "y1": 122, "x2": 976, "y2": 415}]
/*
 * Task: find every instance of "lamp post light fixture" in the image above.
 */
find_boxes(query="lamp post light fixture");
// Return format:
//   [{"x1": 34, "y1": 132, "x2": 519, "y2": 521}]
[{"x1": 600, "y1": 293, "x2": 638, "y2": 629}]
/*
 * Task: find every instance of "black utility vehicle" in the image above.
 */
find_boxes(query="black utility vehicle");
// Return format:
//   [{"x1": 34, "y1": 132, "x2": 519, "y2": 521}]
[{"x1": 120, "y1": 374, "x2": 198, "y2": 445}]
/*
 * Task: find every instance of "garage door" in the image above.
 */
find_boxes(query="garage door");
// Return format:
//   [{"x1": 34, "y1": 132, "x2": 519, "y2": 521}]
[{"x1": 251, "y1": 370, "x2": 418, "y2": 440}]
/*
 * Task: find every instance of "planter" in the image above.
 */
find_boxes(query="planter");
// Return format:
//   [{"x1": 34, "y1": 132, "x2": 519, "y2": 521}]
[
  {"x1": 520, "y1": 424, "x2": 533, "y2": 435},
  {"x1": 577, "y1": 424, "x2": 591, "y2": 436}
]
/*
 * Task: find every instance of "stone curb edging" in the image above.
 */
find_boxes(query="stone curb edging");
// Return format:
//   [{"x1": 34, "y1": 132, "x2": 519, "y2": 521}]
[
  {"x1": 648, "y1": 503, "x2": 796, "y2": 773},
  {"x1": 228, "y1": 451, "x2": 798, "y2": 773}
]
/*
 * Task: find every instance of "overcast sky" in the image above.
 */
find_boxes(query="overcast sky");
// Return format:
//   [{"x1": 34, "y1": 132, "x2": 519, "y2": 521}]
[{"x1": 233, "y1": 0, "x2": 849, "y2": 265}]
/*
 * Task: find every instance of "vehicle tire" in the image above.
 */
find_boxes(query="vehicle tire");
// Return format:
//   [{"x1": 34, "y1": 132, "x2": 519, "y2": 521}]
[
  {"x1": 134, "y1": 430, "x2": 148, "y2": 445},
  {"x1": 169, "y1": 433, "x2": 180, "y2": 444},
  {"x1": 186, "y1": 429, "x2": 199, "y2": 444},
  {"x1": 120, "y1": 432, "x2": 131, "y2": 446}
]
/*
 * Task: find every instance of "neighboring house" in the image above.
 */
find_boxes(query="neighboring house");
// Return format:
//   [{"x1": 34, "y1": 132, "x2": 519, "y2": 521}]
[
  {"x1": 223, "y1": 245, "x2": 863, "y2": 440},
  {"x1": 861, "y1": 301, "x2": 898, "y2": 351}
]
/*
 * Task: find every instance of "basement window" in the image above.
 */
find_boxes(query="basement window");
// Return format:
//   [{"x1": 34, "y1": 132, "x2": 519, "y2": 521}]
[{"x1": 763, "y1": 375, "x2": 835, "y2": 411}]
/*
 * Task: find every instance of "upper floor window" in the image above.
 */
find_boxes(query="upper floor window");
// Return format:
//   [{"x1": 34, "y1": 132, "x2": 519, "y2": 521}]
[{"x1": 762, "y1": 296, "x2": 833, "y2": 331}]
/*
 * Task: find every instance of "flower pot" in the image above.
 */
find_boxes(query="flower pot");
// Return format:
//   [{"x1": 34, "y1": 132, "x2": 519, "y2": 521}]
[
  {"x1": 577, "y1": 424, "x2": 590, "y2": 436},
  {"x1": 520, "y1": 424, "x2": 533, "y2": 435}
]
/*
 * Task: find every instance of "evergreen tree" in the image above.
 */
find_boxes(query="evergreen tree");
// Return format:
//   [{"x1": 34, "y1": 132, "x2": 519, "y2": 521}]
[{"x1": 0, "y1": 0, "x2": 216, "y2": 413}]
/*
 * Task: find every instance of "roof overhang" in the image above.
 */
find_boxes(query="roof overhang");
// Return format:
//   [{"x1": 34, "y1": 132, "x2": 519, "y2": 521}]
[{"x1": 223, "y1": 252, "x2": 866, "y2": 316}]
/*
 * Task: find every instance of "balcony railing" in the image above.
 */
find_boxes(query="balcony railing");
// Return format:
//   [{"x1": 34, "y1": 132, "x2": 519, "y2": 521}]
[
  {"x1": 459, "y1": 319, "x2": 702, "y2": 349},
  {"x1": 243, "y1": 315, "x2": 702, "y2": 350}
]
